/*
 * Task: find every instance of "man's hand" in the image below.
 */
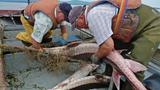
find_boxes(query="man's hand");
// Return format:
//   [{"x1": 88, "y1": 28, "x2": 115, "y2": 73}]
[
  {"x1": 60, "y1": 25, "x2": 68, "y2": 40},
  {"x1": 62, "y1": 33, "x2": 68, "y2": 40},
  {"x1": 31, "y1": 38, "x2": 43, "y2": 50},
  {"x1": 90, "y1": 54, "x2": 106, "y2": 74},
  {"x1": 90, "y1": 54, "x2": 99, "y2": 64},
  {"x1": 31, "y1": 44, "x2": 42, "y2": 50}
]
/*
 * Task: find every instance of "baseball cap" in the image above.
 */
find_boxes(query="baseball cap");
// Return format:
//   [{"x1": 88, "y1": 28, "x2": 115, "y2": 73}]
[
  {"x1": 59, "y1": 2, "x2": 72, "y2": 22},
  {"x1": 68, "y1": 6, "x2": 83, "y2": 30}
]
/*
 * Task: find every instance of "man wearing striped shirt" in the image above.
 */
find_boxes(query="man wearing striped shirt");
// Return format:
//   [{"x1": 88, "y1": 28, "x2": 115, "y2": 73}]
[{"x1": 68, "y1": 0, "x2": 160, "y2": 90}]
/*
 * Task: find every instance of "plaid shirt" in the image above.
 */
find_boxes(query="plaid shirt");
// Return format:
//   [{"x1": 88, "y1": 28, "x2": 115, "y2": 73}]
[
  {"x1": 87, "y1": 3, "x2": 118, "y2": 45},
  {"x1": 31, "y1": 12, "x2": 53, "y2": 43},
  {"x1": 31, "y1": 11, "x2": 66, "y2": 43}
]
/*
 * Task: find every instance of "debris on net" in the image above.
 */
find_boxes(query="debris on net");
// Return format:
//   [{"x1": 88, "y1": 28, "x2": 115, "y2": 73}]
[
  {"x1": 25, "y1": 50, "x2": 90, "y2": 72},
  {"x1": 25, "y1": 50, "x2": 70, "y2": 72}
]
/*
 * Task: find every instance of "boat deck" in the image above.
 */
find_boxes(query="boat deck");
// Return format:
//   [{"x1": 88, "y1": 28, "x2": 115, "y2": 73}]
[
  {"x1": 0, "y1": 18, "x2": 93, "y2": 90},
  {"x1": 0, "y1": 15, "x2": 160, "y2": 90}
]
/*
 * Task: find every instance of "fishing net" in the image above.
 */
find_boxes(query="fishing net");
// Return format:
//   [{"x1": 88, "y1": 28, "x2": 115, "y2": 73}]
[
  {"x1": 25, "y1": 49, "x2": 91, "y2": 72},
  {"x1": 0, "y1": 42, "x2": 93, "y2": 72},
  {"x1": 25, "y1": 50, "x2": 70, "y2": 71}
]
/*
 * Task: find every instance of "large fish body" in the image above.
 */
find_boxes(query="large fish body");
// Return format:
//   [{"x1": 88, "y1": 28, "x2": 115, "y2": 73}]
[
  {"x1": 106, "y1": 50, "x2": 147, "y2": 90},
  {"x1": 0, "y1": 43, "x2": 147, "y2": 90},
  {"x1": 69, "y1": 43, "x2": 147, "y2": 90},
  {"x1": 45, "y1": 43, "x2": 147, "y2": 90}
]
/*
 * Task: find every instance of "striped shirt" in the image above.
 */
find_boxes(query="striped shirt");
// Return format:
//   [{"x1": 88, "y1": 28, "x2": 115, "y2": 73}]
[{"x1": 87, "y1": 3, "x2": 118, "y2": 46}]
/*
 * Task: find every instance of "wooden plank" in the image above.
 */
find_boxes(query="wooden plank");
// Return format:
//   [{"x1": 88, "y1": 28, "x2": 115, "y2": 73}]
[
  {"x1": 4, "y1": 25, "x2": 23, "y2": 31},
  {"x1": 3, "y1": 39, "x2": 24, "y2": 46},
  {"x1": 0, "y1": 24, "x2": 7, "y2": 90}
]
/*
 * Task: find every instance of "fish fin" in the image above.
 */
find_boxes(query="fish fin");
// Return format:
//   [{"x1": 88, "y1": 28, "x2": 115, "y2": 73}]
[
  {"x1": 126, "y1": 59, "x2": 147, "y2": 73},
  {"x1": 112, "y1": 69, "x2": 121, "y2": 90}
]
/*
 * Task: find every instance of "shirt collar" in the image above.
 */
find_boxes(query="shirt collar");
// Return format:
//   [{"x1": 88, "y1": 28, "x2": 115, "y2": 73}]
[{"x1": 84, "y1": 5, "x2": 89, "y2": 25}]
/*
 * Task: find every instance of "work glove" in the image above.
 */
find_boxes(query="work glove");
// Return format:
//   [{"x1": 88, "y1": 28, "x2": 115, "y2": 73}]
[{"x1": 90, "y1": 54, "x2": 106, "y2": 74}]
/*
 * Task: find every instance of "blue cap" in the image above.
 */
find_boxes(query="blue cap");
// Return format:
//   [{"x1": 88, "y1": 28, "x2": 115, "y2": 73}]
[{"x1": 59, "y1": 2, "x2": 72, "y2": 22}]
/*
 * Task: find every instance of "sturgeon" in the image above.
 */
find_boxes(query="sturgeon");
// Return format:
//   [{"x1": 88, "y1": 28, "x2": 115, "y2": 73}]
[
  {"x1": 52, "y1": 64, "x2": 98, "y2": 90},
  {"x1": 45, "y1": 43, "x2": 147, "y2": 90},
  {"x1": 0, "y1": 43, "x2": 147, "y2": 89},
  {"x1": 51, "y1": 75, "x2": 110, "y2": 90},
  {"x1": 106, "y1": 50, "x2": 147, "y2": 90}
]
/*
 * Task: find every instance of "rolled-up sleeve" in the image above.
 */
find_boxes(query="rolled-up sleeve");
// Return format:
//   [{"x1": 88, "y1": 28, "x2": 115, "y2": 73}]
[{"x1": 87, "y1": 4, "x2": 116, "y2": 46}]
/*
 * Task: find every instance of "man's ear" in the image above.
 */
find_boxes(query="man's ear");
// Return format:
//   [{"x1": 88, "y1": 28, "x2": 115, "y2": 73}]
[
  {"x1": 79, "y1": 15, "x2": 89, "y2": 29},
  {"x1": 78, "y1": 14, "x2": 85, "y2": 20}
]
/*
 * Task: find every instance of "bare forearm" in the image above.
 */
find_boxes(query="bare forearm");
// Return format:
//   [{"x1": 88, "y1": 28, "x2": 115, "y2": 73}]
[
  {"x1": 60, "y1": 25, "x2": 68, "y2": 40},
  {"x1": 96, "y1": 46, "x2": 112, "y2": 59},
  {"x1": 96, "y1": 37, "x2": 114, "y2": 59},
  {"x1": 31, "y1": 38, "x2": 42, "y2": 49},
  {"x1": 60, "y1": 25, "x2": 67, "y2": 34}
]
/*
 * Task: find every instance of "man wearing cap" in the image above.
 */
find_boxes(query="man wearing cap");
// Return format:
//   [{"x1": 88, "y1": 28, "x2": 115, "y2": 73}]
[
  {"x1": 16, "y1": 0, "x2": 72, "y2": 49},
  {"x1": 68, "y1": 0, "x2": 160, "y2": 90}
]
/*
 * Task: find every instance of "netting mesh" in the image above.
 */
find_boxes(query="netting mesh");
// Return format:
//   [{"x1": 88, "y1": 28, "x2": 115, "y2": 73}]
[{"x1": 25, "y1": 50, "x2": 69, "y2": 71}]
